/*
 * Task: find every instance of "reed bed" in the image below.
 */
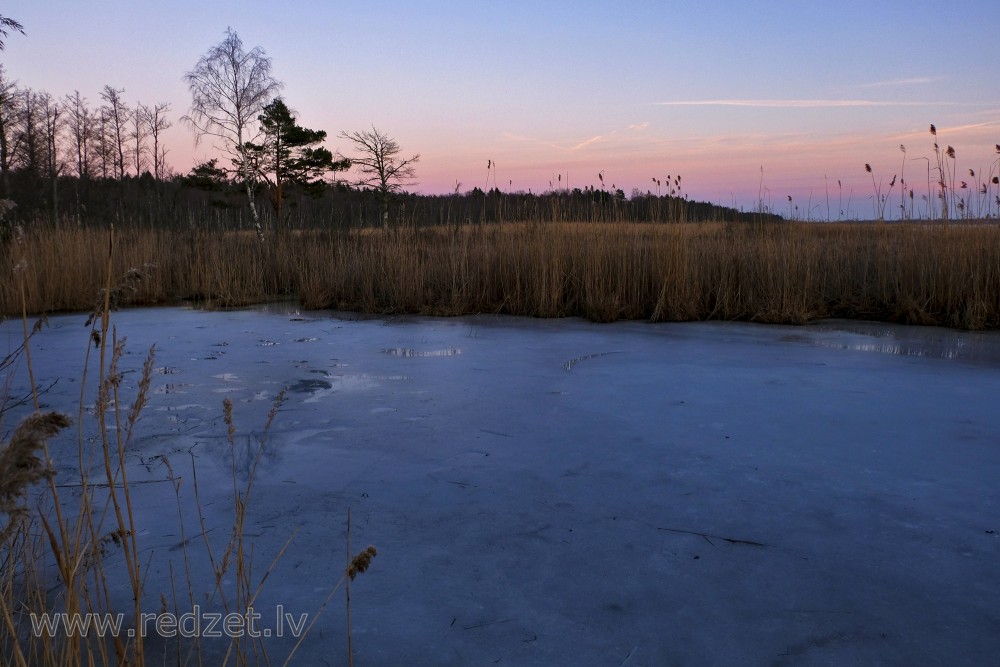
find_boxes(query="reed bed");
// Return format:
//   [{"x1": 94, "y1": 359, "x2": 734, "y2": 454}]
[{"x1": 3, "y1": 220, "x2": 1000, "y2": 329}]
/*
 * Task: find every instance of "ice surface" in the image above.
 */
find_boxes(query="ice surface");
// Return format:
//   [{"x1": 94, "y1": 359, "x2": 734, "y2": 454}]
[{"x1": 3, "y1": 306, "x2": 999, "y2": 665}]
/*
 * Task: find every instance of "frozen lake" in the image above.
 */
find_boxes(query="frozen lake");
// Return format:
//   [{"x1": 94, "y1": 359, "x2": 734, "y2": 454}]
[{"x1": 3, "y1": 305, "x2": 999, "y2": 665}]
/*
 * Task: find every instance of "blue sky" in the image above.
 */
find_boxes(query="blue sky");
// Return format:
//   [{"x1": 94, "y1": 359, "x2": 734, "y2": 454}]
[{"x1": 3, "y1": 0, "x2": 999, "y2": 217}]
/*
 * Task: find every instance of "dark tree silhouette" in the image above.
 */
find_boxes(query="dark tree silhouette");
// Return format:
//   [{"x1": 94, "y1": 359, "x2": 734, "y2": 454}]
[
  {"x1": 0, "y1": 66, "x2": 18, "y2": 197},
  {"x1": 183, "y1": 159, "x2": 230, "y2": 191},
  {"x1": 99, "y1": 86, "x2": 129, "y2": 179},
  {"x1": 146, "y1": 102, "x2": 172, "y2": 180}
]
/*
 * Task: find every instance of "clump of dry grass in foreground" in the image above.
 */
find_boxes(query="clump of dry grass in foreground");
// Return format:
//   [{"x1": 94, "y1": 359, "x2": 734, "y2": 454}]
[{"x1": 3, "y1": 220, "x2": 999, "y2": 330}]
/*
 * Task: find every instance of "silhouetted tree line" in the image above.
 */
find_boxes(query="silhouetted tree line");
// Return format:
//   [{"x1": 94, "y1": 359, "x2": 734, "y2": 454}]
[{"x1": 0, "y1": 62, "x2": 176, "y2": 226}]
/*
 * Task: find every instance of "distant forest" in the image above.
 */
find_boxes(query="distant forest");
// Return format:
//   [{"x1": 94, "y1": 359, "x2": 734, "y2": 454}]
[{"x1": 0, "y1": 170, "x2": 777, "y2": 231}]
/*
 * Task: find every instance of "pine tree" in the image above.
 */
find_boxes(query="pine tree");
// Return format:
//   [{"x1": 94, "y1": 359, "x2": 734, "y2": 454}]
[{"x1": 241, "y1": 98, "x2": 348, "y2": 226}]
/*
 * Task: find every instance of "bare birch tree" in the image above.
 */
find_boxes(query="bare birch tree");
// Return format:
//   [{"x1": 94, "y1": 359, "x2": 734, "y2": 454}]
[
  {"x1": 39, "y1": 92, "x2": 63, "y2": 222},
  {"x1": 146, "y1": 102, "x2": 171, "y2": 180},
  {"x1": 339, "y1": 127, "x2": 420, "y2": 227},
  {"x1": 100, "y1": 85, "x2": 129, "y2": 179},
  {"x1": 94, "y1": 107, "x2": 113, "y2": 179},
  {"x1": 0, "y1": 65, "x2": 20, "y2": 197},
  {"x1": 183, "y1": 28, "x2": 282, "y2": 239},
  {"x1": 63, "y1": 90, "x2": 96, "y2": 222},
  {"x1": 63, "y1": 90, "x2": 95, "y2": 179},
  {"x1": 14, "y1": 89, "x2": 41, "y2": 176},
  {"x1": 130, "y1": 103, "x2": 150, "y2": 176}
]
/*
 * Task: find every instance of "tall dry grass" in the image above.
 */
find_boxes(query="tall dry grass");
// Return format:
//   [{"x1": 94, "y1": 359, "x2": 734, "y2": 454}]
[
  {"x1": 1, "y1": 225, "x2": 301, "y2": 313},
  {"x1": 3, "y1": 220, "x2": 1000, "y2": 329}
]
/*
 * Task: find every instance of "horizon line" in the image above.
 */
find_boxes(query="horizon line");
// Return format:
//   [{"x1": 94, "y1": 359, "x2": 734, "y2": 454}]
[{"x1": 655, "y1": 99, "x2": 978, "y2": 108}]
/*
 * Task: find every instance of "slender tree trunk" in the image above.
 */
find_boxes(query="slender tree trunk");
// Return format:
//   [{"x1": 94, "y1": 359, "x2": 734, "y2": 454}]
[
  {"x1": 381, "y1": 188, "x2": 389, "y2": 228},
  {"x1": 244, "y1": 177, "x2": 263, "y2": 240},
  {"x1": 74, "y1": 178, "x2": 81, "y2": 225},
  {"x1": 50, "y1": 171, "x2": 58, "y2": 225},
  {"x1": 275, "y1": 178, "x2": 283, "y2": 229},
  {"x1": 0, "y1": 84, "x2": 10, "y2": 199},
  {"x1": 236, "y1": 130, "x2": 264, "y2": 240},
  {"x1": 0, "y1": 116, "x2": 8, "y2": 199}
]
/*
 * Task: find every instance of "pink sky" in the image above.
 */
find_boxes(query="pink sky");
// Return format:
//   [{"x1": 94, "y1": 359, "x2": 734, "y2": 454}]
[{"x1": 3, "y1": 0, "x2": 999, "y2": 218}]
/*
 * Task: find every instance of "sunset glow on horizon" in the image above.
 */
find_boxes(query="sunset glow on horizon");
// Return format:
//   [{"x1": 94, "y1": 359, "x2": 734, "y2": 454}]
[{"x1": 4, "y1": 0, "x2": 999, "y2": 219}]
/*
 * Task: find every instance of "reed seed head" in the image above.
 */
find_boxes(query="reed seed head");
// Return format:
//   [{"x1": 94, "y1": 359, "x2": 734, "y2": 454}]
[
  {"x1": 347, "y1": 545, "x2": 377, "y2": 580},
  {"x1": 223, "y1": 397, "x2": 236, "y2": 444},
  {"x1": 0, "y1": 412, "x2": 71, "y2": 543}
]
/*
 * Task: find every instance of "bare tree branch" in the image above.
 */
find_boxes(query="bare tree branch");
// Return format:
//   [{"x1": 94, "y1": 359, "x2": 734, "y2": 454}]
[{"x1": 0, "y1": 15, "x2": 25, "y2": 51}]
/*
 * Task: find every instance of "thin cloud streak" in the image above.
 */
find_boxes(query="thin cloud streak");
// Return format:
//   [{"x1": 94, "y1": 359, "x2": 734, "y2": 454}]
[
  {"x1": 501, "y1": 123, "x2": 650, "y2": 153},
  {"x1": 859, "y1": 76, "x2": 937, "y2": 88},
  {"x1": 656, "y1": 99, "x2": 963, "y2": 108},
  {"x1": 569, "y1": 135, "x2": 606, "y2": 150}
]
